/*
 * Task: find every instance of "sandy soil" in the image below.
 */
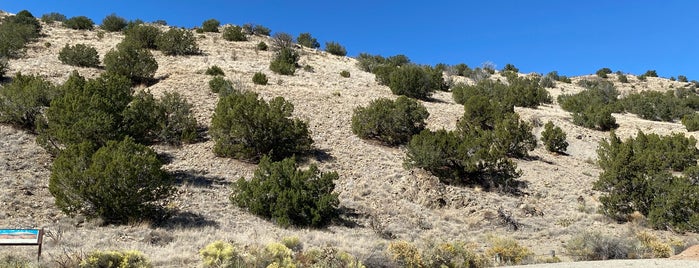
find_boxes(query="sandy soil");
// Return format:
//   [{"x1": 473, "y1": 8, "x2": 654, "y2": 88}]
[{"x1": 1, "y1": 18, "x2": 697, "y2": 267}]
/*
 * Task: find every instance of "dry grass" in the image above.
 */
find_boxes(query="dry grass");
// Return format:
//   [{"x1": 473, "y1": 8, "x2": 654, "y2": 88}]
[{"x1": 1, "y1": 20, "x2": 698, "y2": 267}]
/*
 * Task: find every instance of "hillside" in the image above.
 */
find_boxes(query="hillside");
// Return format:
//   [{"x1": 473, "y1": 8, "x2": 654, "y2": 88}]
[{"x1": 1, "y1": 14, "x2": 698, "y2": 267}]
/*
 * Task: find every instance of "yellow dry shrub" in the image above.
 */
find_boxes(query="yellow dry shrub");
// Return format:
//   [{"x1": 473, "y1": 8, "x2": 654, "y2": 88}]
[
  {"x1": 387, "y1": 241, "x2": 424, "y2": 268},
  {"x1": 80, "y1": 250, "x2": 152, "y2": 268},
  {"x1": 485, "y1": 236, "x2": 533, "y2": 265},
  {"x1": 635, "y1": 231, "x2": 672, "y2": 258},
  {"x1": 200, "y1": 240, "x2": 246, "y2": 268}
]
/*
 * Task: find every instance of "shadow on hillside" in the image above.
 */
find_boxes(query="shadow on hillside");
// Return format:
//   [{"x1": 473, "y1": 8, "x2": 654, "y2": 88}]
[
  {"x1": 172, "y1": 169, "x2": 230, "y2": 187},
  {"x1": 334, "y1": 206, "x2": 363, "y2": 228},
  {"x1": 154, "y1": 210, "x2": 219, "y2": 229},
  {"x1": 311, "y1": 148, "x2": 334, "y2": 162}
]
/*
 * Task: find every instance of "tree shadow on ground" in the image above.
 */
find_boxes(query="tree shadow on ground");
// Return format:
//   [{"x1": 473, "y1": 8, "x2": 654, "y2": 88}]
[
  {"x1": 171, "y1": 169, "x2": 230, "y2": 187},
  {"x1": 333, "y1": 206, "x2": 363, "y2": 229},
  {"x1": 153, "y1": 210, "x2": 219, "y2": 229}
]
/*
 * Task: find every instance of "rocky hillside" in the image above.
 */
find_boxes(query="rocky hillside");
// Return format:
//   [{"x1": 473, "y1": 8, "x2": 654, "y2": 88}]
[{"x1": 1, "y1": 13, "x2": 697, "y2": 267}]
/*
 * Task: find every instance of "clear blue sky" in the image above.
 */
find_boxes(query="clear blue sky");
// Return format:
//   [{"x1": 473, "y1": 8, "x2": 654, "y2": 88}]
[{"x1": 3, "y1": 1, "x2": 699, "y2": 79}]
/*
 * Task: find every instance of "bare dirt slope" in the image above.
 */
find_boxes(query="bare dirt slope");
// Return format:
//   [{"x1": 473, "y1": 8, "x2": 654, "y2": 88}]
[{"x1": 1, "y1": 20, "x2": 697, "y2": 267}]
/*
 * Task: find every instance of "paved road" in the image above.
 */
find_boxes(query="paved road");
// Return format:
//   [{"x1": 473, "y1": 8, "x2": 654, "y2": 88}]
[{"x1": 511, "y1": 259, "x2": 699, "y2": 268}]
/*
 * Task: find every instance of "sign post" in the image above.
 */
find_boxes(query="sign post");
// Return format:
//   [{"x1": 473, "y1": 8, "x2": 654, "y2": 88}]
[{"x1": 0, "y1": 229, "x2": 44, "y2": 261}]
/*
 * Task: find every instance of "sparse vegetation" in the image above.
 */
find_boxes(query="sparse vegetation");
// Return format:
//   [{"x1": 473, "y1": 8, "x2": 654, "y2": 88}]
[
  {"x1": 222, "y1": 25, "x2": 246, "y2": 41},
  {"x1": 325, "y1": 41, "x2": 347, "y2": 56},
  {"x1": 156, "y1": 28, "x2": 200, "y2": 55},
  {"x1": 100, "y1": 13, "x2": 127, "y2": 32},
  {"x1": 210, "y1": 91, "x2": 313, "y2": 162},
  {"x1": 231, "y1": 156, "x2": 339, "y2": 228},
  {"x1": 351, "y1": 96, "x2": 429, "y2": 146},
  {"x1": 63, "y1": 16, "x2": 95, "y2": 30},
  {"x1": 201, "y1": 18, "x2": 220, "y2": 32},
  {"x1": 208, "y1": 76, "x2": 234, "y2": 94},
  {"x1": 252, "y1": 72, "x2": 268, "y2": 85},
  {"x1": 271, "y1": 32, "x2": 294, "y2": 50},
  {"x1": 41, "y1": 12, "x2": 67, "y2": 23},
  {"x1": 58, "y1": 43, "x2": 100, "y2": 67},
  {"x1": 340, "y1": 70, "x2": 350, "y2": 78},
  {"x1": 682, "y1": 113, "x2": 699, "y2": 131}
]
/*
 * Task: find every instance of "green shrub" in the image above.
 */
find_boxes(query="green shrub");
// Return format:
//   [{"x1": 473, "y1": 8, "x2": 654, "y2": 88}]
[
  {"x1": 231, "y1": 156, "x2": 339, "y2": 227},
  {"x1": 405, "y1": 129, "x2": 520, "y2": 186},
  {"x1": 297, "y1": 32, "x2": 319, "y2": 49},
  {"x1": 58, "y1": 44, "x2": 100, "y2": 67},
  {"x1": 269, "y1": 47, "x2": 299, "y2": 75},
  {"x1": 222, "y1": 25, "x2": 246, "y2": 41},
  {"x1": 156, "y1": 28, "x2": 200, "y2": 55},
  {"x1": 492, "y1": 113, "x2": 537, "y2": 158},
  {"x1": 152, "y1": 20, "x2": 167, "y2": 26},
  {"x1": 101, "y1": 13, "x2": 127, "y2": 32},
  {"x1": 123, "y1": 24, "x2": 161, "y2": 49},
  {"x1": 340, "y1": 70, "x2": 350, "y2": 78},
  {"x1": 256, "y1": 41, "x2": 268, "y2": 51},
  {"x1": 153, "y1": 92, "x2": 198, "y2": 144},
  {"x1": 558, "y1": 79, "x2": 619, "y2": 130},
  {"x1": 252, "y1": 72, "x2": 268, "y2": 85},
  {"x1": 243, "y1": 23, "x2": 272, "y2": 36},
  {"x1": 205, "y1": 65, "x2": 225, "y2": 76},
  {"x1": 678, "y1": 75, "x2": 689, "y2": 82},
  {"x1": 682, "y1": 113, "x2": 699, "y2": 131},
  {"x1": 0, "y1": 73, "x2": 56, "y2": 130},
  {"x1": 453, "y1": 77, "x2": 550, "y2": 108},
  {"x1": 453, "y1": 63, "x2": 473, "y2": 77},
  {"x1": 6, "y1": 10, "x2": 41, "y2": 36},
  {"x1": 351, "y1": 96, "x2": 429, "y2": 146},
  {"x1": 63, "y1": 16, "x2": 94, "y2": 30},
  {"x1": 643, "y1": 70, "x2": 658, "y2": 77},
  {"x1": 0, "y1": 12, "x2": 41, "y2": 58},
  {"x1": 81, "y1": 250, "x2": 152, "y2": 268},
  {"x1": 501, "y1": 63, "x2": 519, "y2": 73},
  {"x1": 541, "y1": 121, "x2": 568, "y2": 153},
  {"x1": 325, "y1": 41, "x2": 347, "y2": 56},
  {"x1": 121, "y1": 90, "x2": 198, "y2": 145},
  {"x1": 104, "y1": 41, "x2": 158, "y2": 83},
  {"x1": 596, "y1": 67, "x2": 612, "y2": 78},
  {"x1": 539, "y1": 75, "x2": 555, "y2": 88},
  {"x1": 37, "y1": 72, "x2": 132, "y2": 153},
  {"x1": 388, "y1": 64, "x2": 434, "y2": 100},
  {"x1": 49, "y1": 137, "x2": 172, "y2": 223},
  {"x1": 41, "y1": 12, "x2": 67, "y2": 23},
  {"x1": 208, "y1": 76, "x2": 235, "y2": 94},
  {"x1": 595, "y1": 131, "x2": 699, "y2": 231},
  {"x1": 211, "y1": 91, "x2": 313, "y2": 162},
  {"x1": 201, "y1": 18, "x2": 220, "y2": 32},
  {"x1": 621, "y1": 90, "x2": 694, "y2": 122}
]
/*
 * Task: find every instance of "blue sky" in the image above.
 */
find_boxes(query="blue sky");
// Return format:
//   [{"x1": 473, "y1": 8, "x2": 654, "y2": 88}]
[{"x1": 3, "y1": 1, "x2": 699, "y2": 79}]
